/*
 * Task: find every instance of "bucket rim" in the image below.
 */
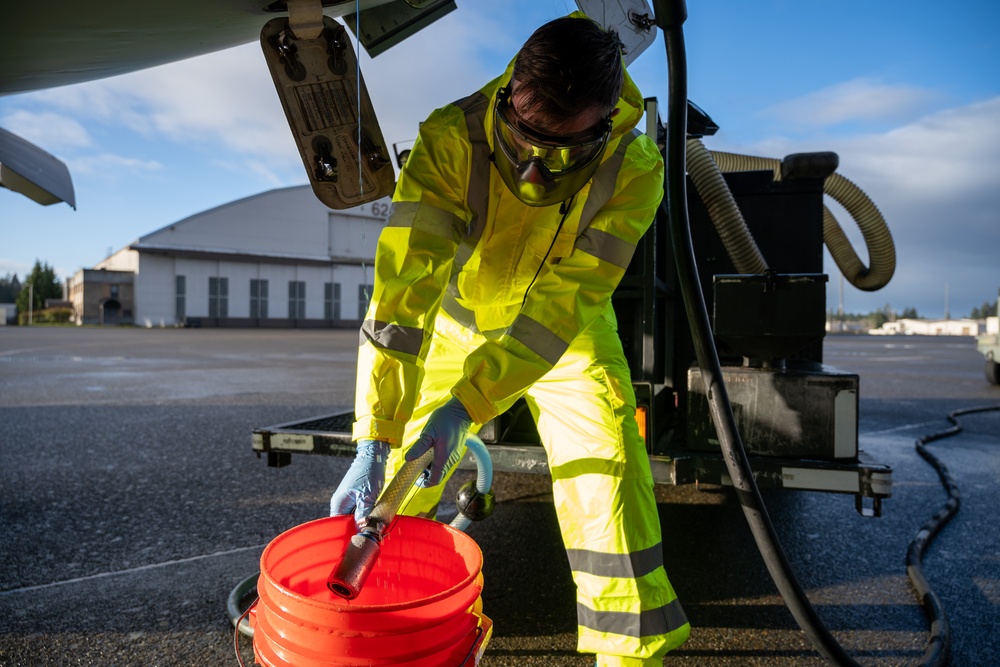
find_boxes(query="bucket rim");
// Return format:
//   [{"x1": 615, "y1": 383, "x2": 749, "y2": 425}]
[{"x1": 259, "y1": 515, "x2": 483, "y2": 613}]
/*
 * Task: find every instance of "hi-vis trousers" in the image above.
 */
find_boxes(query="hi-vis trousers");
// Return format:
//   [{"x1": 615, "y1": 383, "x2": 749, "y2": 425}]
[{"x1": 385, "y1": 306, "x2": 690, "y2": 665}]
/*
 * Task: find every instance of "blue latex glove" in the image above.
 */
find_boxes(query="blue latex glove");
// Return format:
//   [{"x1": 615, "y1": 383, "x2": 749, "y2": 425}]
[
  {"x1": 406, "y1": 397, "x2": 474, "y2": 487},
  {"x1": 330, "y1": 439, "x2": 391, "y2": 523}
]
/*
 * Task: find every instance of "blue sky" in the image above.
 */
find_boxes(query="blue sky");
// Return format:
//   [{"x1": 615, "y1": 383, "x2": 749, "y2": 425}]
[{"x1": 1, "y1": 0, "x2": 998, "y2": 318}]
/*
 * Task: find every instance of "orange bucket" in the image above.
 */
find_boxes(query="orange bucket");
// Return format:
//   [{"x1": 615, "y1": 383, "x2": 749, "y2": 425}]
[{"x1": 251, "y1": 515, "x2": 491, "y2": 667}]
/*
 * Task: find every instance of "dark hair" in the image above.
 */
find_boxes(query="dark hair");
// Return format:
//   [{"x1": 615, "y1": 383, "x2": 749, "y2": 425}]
[{"x1": 512, "y1": 16, "x2": 625, "y2": 121}]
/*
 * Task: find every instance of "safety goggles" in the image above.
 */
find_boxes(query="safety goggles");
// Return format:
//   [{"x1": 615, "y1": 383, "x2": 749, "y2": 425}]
[{"x1": 492, "y1": 85, "x2": 612, "y2": 206}]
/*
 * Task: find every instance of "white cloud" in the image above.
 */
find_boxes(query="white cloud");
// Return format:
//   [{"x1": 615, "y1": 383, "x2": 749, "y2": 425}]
[
  {"x1": 24, "y1": 44, "x2": 297, "y2": 166},
  {"x1": 0, "y1": 258, "x2": 34, "y2": 278},
  {"x1": 761, "y1": 78, "x2": 938, "y2": 129},
  {"x1": 70, "y1": 153, "x2": 163, "y2": 177},
  {"x1": 12, "y1": 8, "x2": 501, "y2": 175},
  {"x1": 0, "y1": 110, "x2": 92, "y2": 150},
  {"x1": 840, "y1": 97, "x2": 1000, "y2": 198},
  {"x1": 359, "y1": 9, "x2": 505, "y2": 147},
  {"x1": 214, "y1": 157, "x2": 291, "y2": 189}
]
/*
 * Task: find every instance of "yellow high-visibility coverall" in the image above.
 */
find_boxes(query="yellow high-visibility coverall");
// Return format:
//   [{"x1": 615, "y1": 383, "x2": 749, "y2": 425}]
[{"x1": 353, "y1": 56, "x2": 690, "y2": 664}]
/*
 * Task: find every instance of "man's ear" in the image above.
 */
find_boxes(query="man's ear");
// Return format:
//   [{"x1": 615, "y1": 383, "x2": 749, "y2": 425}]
[{"x1": 610, "y1": 108, "x2": 621, "y2": 118}]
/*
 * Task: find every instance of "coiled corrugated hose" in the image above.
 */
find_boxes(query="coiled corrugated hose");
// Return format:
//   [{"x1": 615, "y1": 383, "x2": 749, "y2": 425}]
[{"x1": 686, "y1": 138, "x2": 896, "y2": 291}]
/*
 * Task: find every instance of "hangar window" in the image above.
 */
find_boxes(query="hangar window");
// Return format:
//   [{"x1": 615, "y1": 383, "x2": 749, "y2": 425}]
[
  {"x1": 209, "y1": 277, "x2": 229, "y2": 318},
  {"x1": 176, "y1": 276, "x2": 186, "y2": 320},
  {"x1": 325, "y1": 282, "x2": 341, "y2": 320},
  {"x1": 358, "y1": 284, "x2": 373, "y2": 319},
  {"x1": 289, "y1": 281, "x2": 306, "y2": 319},
  {"x1": 251, "y1": 279, "x2": 269, "y2": 319}
]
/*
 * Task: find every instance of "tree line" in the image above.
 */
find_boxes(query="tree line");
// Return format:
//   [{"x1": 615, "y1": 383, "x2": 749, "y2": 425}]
[
  {"x1": 1, "y1": 261, "x2": 64, "y2": 316},
  {"x1": 969, "y1": 300, "x2": 999, "y2": 319},
  {"x1": 830, "y1": 299, "x2": 998, "y2": 329},
  {"x1": 1, "y1": 260, "x2": 997, "y2": 324}
]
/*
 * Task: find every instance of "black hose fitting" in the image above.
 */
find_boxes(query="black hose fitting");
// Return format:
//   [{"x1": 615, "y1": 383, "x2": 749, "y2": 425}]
[{"x1": 456, "y1": 480, "x2": 495, "y2": 521}]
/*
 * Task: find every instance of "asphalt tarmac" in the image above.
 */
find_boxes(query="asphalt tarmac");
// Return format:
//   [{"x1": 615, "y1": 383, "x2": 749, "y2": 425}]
[{"x1": 1, "y1": 327, "x2": 998, "y2": 666}]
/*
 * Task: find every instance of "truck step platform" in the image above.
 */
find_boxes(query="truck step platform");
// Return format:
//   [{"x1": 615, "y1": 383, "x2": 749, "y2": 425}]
[{"x1": 253, "y1": 409, "x2": 891, "y2": 516}]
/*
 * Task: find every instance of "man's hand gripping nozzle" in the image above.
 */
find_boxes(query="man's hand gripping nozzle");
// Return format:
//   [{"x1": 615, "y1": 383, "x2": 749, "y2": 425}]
[{"x1": 326, "y1": 449, "x2": 434, "y2": 599}]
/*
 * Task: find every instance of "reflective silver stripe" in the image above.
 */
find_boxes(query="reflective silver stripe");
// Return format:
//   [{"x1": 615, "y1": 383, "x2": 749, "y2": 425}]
[
  {"x1": 441, "y1": 292, "x2": 478, "y2": 333},
  {"x1": 549, "y1": 457, "x2": 626, "y2": 482},
  {"x1": 359, "y1": 319, "x2": 423, "y2": 356},
  {"x1": 578, "y1": 129, "x2": 640, "y2": 234},
  {"x1": 386, "y1": 201, "x2": 465, "y2": 244},
  {"x1": 446, "y1": 91, "x2": 489, "y2": 291},
  {"x1": 455, "y1": 91, "x2": 491, "y2": 250},
  {"x1": 575, "y1": 227, "x2": 635, "y2": 269},
  {"x1": 577, "y1": 598, "x2": 688, "y2": 638},
  {"x1": 441, "y1": 293, "x2": 510, "y2": 339},
  {"x1": 446, "y1": 272, "x2": 462, "y2": 300},
  {"x1": 508, "y1": 315, "x2": 568, "y2": 366},
  {"x1": 565, "y1": 543, "x2": 664, "y2": 579},
  {"x1": 454, "y1": 242, "x2": 475, "y2": 269},
  {"x1": 448, "y1": 243, "x2": 473, "y2": 296}
]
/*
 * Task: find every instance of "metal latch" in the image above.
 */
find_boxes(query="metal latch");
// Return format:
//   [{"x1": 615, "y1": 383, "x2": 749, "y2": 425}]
[{"x1": 260, "y1": 0, "x2": 394, "y2": 209}]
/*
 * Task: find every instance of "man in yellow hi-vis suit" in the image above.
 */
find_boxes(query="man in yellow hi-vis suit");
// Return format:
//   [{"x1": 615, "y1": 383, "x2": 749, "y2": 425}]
[{"x1": 331, "y1": 14, "x2": 690, "y2": 666}]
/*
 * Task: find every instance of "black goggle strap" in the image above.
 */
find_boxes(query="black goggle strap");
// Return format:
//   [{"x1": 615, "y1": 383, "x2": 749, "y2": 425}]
[{"x1": 495, "y1": 86, "x2": 611, "y2": 148}]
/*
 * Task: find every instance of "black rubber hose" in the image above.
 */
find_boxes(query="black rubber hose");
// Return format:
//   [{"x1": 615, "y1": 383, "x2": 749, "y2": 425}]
[
  {"x1": 653, "y1": 1, "x2": 861, "y2": 664},
  {"x1": 230, "y1": 572, "x2": 258, "y2": 665},
  {"x1": 227, "y1": 572, "x2": 258, "y2": 638},
  {"x1": 908, "y1": 404, "x2": 1000, "y2": 666}
]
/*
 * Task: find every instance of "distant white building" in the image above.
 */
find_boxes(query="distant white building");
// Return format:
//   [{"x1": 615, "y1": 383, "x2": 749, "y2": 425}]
[
  {"x1": 825, "y1": 319, "x2": 870, "y2": 334},
  {"x1": 869, "y1": 318, "x2": 983, "y2": 336},
  {"x1": 67, "y1": 185, "x2": 389, "y2": 327}
]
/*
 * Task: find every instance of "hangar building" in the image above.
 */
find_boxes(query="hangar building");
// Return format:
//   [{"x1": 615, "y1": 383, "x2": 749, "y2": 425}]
[{"x1": 67, "y1": 185, "x2": 389, "y2": 328}]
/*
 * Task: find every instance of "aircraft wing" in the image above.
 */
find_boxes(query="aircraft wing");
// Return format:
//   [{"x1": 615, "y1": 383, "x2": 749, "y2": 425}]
[
  {"x1": 0, "y1": 0, "x2": 655, "y2": 208},
  {"x1": 0, "y1": 0, "x2": 458, "y2": 207},
  {"x1": 0, "y1": 0, "x2": 459, "y2": 96}
]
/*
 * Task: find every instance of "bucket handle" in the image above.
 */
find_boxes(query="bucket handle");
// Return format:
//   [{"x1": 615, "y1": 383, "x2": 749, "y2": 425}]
[{"x1": 233, "y1": 596, "x2": 258, "y2": 666}]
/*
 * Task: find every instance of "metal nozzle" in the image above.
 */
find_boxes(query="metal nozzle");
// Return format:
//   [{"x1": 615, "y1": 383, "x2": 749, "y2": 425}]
[{"x1": 327, "y1": 530, "x2": 381, "y2": 599}]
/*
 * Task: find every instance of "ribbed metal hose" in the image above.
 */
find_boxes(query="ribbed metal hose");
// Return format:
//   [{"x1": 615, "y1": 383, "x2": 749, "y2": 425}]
[
  {"x1": 689, "y1": 140, "x2": 896, "y2": 291},
  {"x1": 822, "y1": 171, "x2": 896, "y2": 291},
  {"x1": 686, "y1": 138, "x2": 769, "y2": 274},
  {"x1": 367, "y1": 449, "x2": 433, "y2": 528}
]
